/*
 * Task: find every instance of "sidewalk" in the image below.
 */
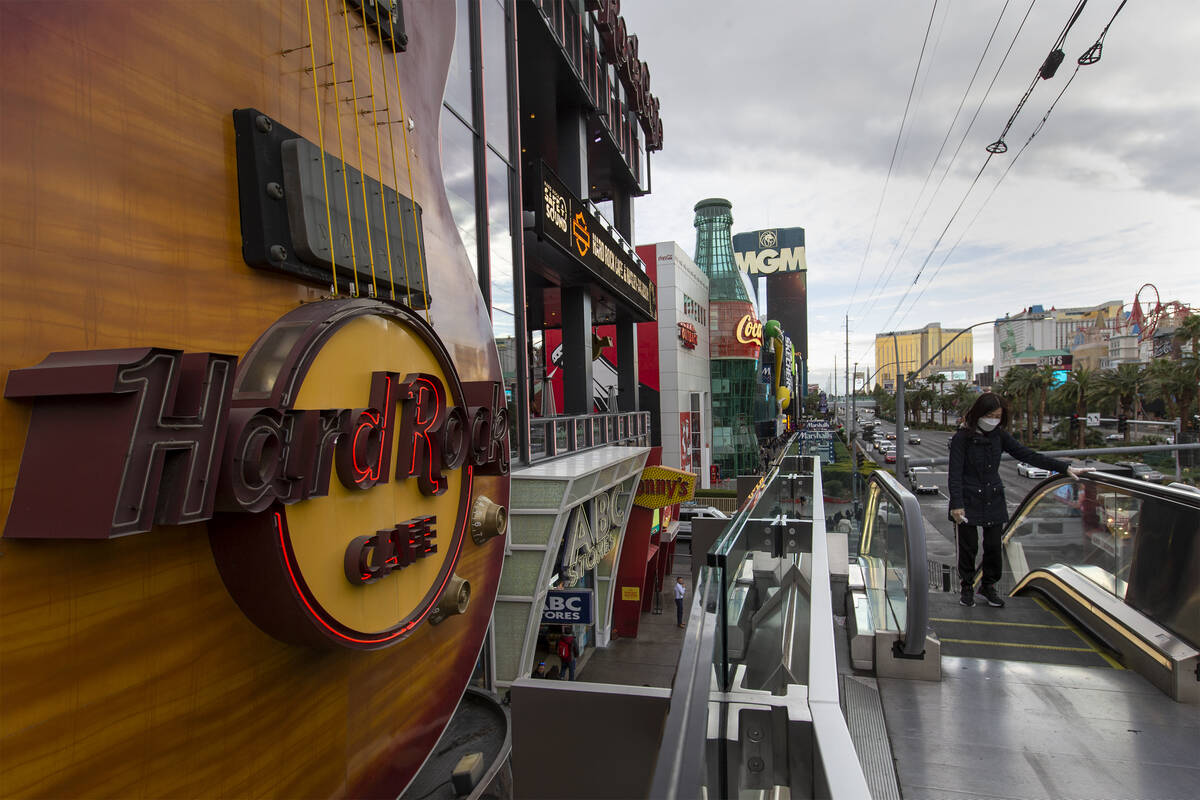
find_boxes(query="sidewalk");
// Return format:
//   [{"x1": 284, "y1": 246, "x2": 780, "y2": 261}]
[{"x1": 575, "y1": 550, "x2": 692, "y2": 688}]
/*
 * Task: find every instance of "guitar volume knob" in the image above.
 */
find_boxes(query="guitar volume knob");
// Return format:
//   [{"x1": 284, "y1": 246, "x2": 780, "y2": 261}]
[
  {"x1": 429, "y1": 574, "x2": 470, "y2": 626},
  {"x1": 471, "y1": 495, "x2": 507, "y2": 545}
]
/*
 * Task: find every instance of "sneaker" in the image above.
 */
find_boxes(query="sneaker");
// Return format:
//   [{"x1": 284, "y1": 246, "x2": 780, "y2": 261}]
[
  {"x1": 959, "y1": 587, "x2": 975, "y2": 607},
  {"x1": 977, "y1": 585, "x2": 1006, "y2": 608}
]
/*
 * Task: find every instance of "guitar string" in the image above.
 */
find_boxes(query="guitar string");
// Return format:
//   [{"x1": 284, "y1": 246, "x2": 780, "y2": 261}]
[
  {"x1": 359, "y1": 3, "x2": 396, "y2": 301},
  {"x1": 385, "y1": 8, "x2": 430, "y2": 322},
  {"x1": 302, "y1": 0, "x2": 338, "y2": 295},
  {"x1": 340, "y1": 0, "x2": 378, "y2": 298},
  {"x1": 372, "y1": 10, "x2": 413, "y2": 305},
  {"x1": 322, "y1": 0, "x2": 360, "y2": 296}
]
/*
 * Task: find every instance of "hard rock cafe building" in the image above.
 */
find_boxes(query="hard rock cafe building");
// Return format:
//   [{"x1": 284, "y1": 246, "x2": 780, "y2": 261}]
[{"x1": 1, "y1": 1, "x2": 662, "y2": 797}]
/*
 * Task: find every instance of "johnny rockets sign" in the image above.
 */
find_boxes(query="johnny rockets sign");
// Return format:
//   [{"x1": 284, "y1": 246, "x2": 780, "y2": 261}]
[
  {"x1": 3, "y1": 299, "x2": 509, "y2": 650},
  {"x1": 634, "y1": 465, "x2": 696, "y2": 509}
]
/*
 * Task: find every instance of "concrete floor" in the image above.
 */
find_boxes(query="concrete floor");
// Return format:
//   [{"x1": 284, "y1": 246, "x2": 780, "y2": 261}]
[{"x1": 575, "y1": 549, "x2": 692, "y2": 689}]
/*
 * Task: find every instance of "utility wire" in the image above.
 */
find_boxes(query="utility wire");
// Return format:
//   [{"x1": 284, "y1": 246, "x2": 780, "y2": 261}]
[
  {"x1": 857, "y1": 0, "x2": 1017, "y2": 326},
  {"x1": 844, "y1": 0, "x2": 940, "y2": 317},
  {"x1": 892, "y1": 1, "x2": 1131, "y2": 331},
  {"x1": 988, "y1": 0, "x2": 1089, "y2": 151},
  {"x1": 854, "y1": 0, "x2": 1042, "y2": 336},
  {"x1": 872, "y1": 0, "x2": 1097, "y2": 334}
]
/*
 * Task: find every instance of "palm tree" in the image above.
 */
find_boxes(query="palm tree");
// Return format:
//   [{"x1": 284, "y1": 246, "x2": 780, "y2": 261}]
[
  {"x1": 938, "y1": 394, "x2": 957, "y2": 425},
  {"x1": 1035, "y1": 365, "x2": 1059, "y2": 440},
  {"x1": 1172, "y1": 312, "x2": 1200, "y2": 360},
  {"x1": 917, "y1": 383, "x2": 937, "y2": 425},
  {"x1": 1148, "y1": 358, "x2": 1200, "y2": 428},
  {"x1": 903, "y1": 379, "x2": 924, "y2": 425},
  {"x1": 950, "y1": 383, "x2": 976, "y2": 423},
  {"x1": 1098, "y1": 363, "x2": 1147, "y2": 441},
  {"x1": 929, "y1": 372, "x2": 948, "y2": 401},
  {"x1": 1146, "y1": 358, "x2": 1182, "y2": 419},
  {"x1": 1053, "y1": 367, "x2": 1100, "y2": 448},
  {"x1": 1002, "y1": 368, "x2": 1037, "y2": 442}
]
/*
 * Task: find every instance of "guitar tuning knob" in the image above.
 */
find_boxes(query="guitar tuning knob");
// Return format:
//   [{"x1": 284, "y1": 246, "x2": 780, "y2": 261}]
[
  {"x1": 429, "y1": 574, "x2": 470, "y2": 626},
  {"x1": 471, "y1": 495, "x2": 508, "y2": 545}
]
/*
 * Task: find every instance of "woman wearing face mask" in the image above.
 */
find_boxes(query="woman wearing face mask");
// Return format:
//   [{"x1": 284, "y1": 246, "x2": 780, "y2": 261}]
[{"x1": 948, "y1": 393, "x2": 1087, "y2": 608}]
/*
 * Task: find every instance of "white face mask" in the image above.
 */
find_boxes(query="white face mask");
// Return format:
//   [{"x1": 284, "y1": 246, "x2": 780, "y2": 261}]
[{"x1": 978, "y1": 417, "x2": 1001, "y2": 432}]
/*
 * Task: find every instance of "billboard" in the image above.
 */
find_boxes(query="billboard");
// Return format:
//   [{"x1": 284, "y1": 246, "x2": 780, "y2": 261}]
[
  {"x1": 731, "y1": 227, "x2": 807, "y2": 276},
  {"x1": 731, "y1": 227, "x2": 808, "y2": 380}
]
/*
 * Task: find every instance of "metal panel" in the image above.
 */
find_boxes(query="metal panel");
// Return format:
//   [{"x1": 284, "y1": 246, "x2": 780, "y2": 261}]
[{"x1": 509, "y1": 679, "x2": 670, "y2": 799}]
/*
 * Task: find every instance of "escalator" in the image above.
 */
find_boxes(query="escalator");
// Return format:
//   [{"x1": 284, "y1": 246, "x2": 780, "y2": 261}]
[
  {"x1": 843, "y1": 469, "x2": 1200, "y2": 800},
  {"x1": 852, "y1": 469, "x2": 1200, "y2": 702},
  {"x1": 925, "y1": 589, "x2": 1118, "y2": 668}
]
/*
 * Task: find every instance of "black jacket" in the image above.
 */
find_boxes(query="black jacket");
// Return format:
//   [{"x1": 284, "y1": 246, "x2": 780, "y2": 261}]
[{"x1": 947, "y1": 425, "x2": 1070, "y2": 526}]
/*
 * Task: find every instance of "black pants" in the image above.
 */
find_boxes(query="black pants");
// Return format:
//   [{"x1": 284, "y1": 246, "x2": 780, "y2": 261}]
[
  {"x1": 957, "y1": 523, "x2": 1004, "y2": 589},
  {"x1": 675, "y1": 597, "x2": 684, "y2": 625}
]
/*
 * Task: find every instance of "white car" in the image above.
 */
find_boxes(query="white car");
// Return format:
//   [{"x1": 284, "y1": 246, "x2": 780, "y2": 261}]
[
  {"x1": 1016, "y1": 463, "x2": 1051, "y2": 479},
  {"x1": 907, "y1": 466, "x2": 938, "y2": 495},
  {"x1": 675, "y1": 505, "x2": 730, "y2": 542}
]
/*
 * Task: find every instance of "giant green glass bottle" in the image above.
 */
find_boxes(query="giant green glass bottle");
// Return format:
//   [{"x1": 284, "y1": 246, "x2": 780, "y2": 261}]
[{"x1": 694, "y1": 199, "x2": 762, "y2": 481}]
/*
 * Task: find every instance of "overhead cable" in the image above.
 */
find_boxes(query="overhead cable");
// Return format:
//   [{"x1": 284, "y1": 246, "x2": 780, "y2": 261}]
[
  {"x1": 891, "y1": 2, "x2": 1131, "y2": 331},
  {"x1": 856, "y1": 0, "x2": 1019, "y2": 329},
  {"x1": 986, "y1": 0, "x2": 1090, "y2": 153},
  {"x1": 844, "y1": 0, "x2": 940, "y2": 318}
]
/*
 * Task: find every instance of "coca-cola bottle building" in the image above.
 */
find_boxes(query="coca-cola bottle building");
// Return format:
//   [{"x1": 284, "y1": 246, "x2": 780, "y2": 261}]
[{"x1": 693, "y1": 198, "x2": 762, "y2": 482}]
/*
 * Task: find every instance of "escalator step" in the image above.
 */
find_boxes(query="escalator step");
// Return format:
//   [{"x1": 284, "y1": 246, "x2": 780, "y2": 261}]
[{"x1": 927, "y1": 591, "x2": 1118, "y2": 668}]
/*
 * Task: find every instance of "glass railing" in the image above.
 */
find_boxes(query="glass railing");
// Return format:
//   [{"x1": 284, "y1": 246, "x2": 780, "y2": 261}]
[
  {"x1": 856, "y1": 471, "x2": 929, "y2": 657},
  {"x1": 527, "y1": 410, "x2": 650, "y2": 463},
  {"x1": 1003, "y1": 472, "x2": 1200, "y2": 649},
  {"x1": 651, "y1": 435, "x2": 871, "y2": 797}
]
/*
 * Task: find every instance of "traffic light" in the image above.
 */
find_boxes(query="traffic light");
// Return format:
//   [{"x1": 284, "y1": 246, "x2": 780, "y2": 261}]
[
  {"x1": 1117, "y1": 415, "x2": 1128, "y2": 434},
  {"x1": 856, "y1": 450, "x2": 865, "y2": 469},
  {"x1": 1070, "y1": 413, "x2": 1080, "y2": 431}
]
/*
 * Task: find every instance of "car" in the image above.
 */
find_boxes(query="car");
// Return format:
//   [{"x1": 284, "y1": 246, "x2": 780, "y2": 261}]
[
  {"x1": 1115, "y1": 462, "x2": 1165, "y2": 484},
  {"x1": 885, "y1": 432, "x2": 897, "y2": 440},
  {"x1": 884, "y1": 451, "x2": 896, "y2": 463},
  {"x1": 1016, "y1": 463, "x2": 1051, "y2": 479},
  {"x1": 1105, "y1": 433, "x2": 1124, "y2": 442},
  {"x1": 907, "y1": 466, "x2": 938, "y2": 495},
  {"x1": 675, "y1": 505, "x2": 731, "y2": 550},
  {"x1": 907, "y1": 434, "x2": 921, "y2": 445},
  {"x1": 676, "y1": 505, "x2": 730, "y2": 529}
]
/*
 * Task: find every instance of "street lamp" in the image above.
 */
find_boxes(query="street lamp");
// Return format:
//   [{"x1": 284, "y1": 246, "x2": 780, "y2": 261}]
[
  {"x1": 852, "y1": 359, "x2": 907, "y2": 488},
  {"x1": 885, "y1": 319, "x2": 997, "y2": 477}
]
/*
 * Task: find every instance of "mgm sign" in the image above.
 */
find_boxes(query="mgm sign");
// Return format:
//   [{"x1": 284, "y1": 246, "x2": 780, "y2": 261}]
[{"x1": 731, "y1": 227, "x2": 806, "y2": 276}]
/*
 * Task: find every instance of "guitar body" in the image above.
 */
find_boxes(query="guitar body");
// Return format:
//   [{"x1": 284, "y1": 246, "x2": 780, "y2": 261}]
[{"x1": 0, "y1": 2, "x2": 506, "y2": 798}]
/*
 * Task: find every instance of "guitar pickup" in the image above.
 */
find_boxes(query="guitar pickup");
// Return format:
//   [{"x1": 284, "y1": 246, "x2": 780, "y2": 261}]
[{"x1": 233, "y1": 108, "x2": 429, "y2": 307}]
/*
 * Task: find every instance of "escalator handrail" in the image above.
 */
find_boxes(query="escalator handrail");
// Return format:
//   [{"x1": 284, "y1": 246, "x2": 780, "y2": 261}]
[
  {"x1": 1003, "y1": 471, "x2": 1200, "y2": 650},
  {"x1": 861, "y1": 470, "x2": 930, "y2": 657},
  {"x1": 1006, "y1": 470, "x2": 1200, "y2": 531}
]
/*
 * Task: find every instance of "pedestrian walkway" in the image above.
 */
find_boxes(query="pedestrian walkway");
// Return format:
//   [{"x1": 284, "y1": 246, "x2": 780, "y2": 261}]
[{"x1": 575, "y1": 551, "x2": 692, "y2": 688}]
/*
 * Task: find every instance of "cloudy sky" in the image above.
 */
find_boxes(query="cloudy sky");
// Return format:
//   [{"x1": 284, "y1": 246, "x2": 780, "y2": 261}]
[{"x1": 619, "y1": 0, "x2": 1200, "y2": 390}]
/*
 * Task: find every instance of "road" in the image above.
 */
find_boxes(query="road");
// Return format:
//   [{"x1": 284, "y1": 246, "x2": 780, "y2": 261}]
[{"x1": 858, "y1": 424, "x2": 1062, "y2": 560}]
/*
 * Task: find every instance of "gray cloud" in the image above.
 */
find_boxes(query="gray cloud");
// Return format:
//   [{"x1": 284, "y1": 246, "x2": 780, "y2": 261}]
[{"x1": 618, "y1": 1, "x2": 1200, "y2": 378}]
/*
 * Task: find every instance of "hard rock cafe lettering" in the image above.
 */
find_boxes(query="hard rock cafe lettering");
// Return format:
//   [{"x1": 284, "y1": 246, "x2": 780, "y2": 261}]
[
  {"x1": 4, "y1": 300, "x2": 509, "y2": 650},
  {"x1": 736, "y1": 314, "x2": 764, "y2": 347}
]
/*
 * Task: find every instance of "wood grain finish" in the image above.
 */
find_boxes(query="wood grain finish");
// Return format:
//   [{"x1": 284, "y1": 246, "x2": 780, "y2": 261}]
[{"x1": 0, "y1": 2, "x2": 507, "y2": 797}]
